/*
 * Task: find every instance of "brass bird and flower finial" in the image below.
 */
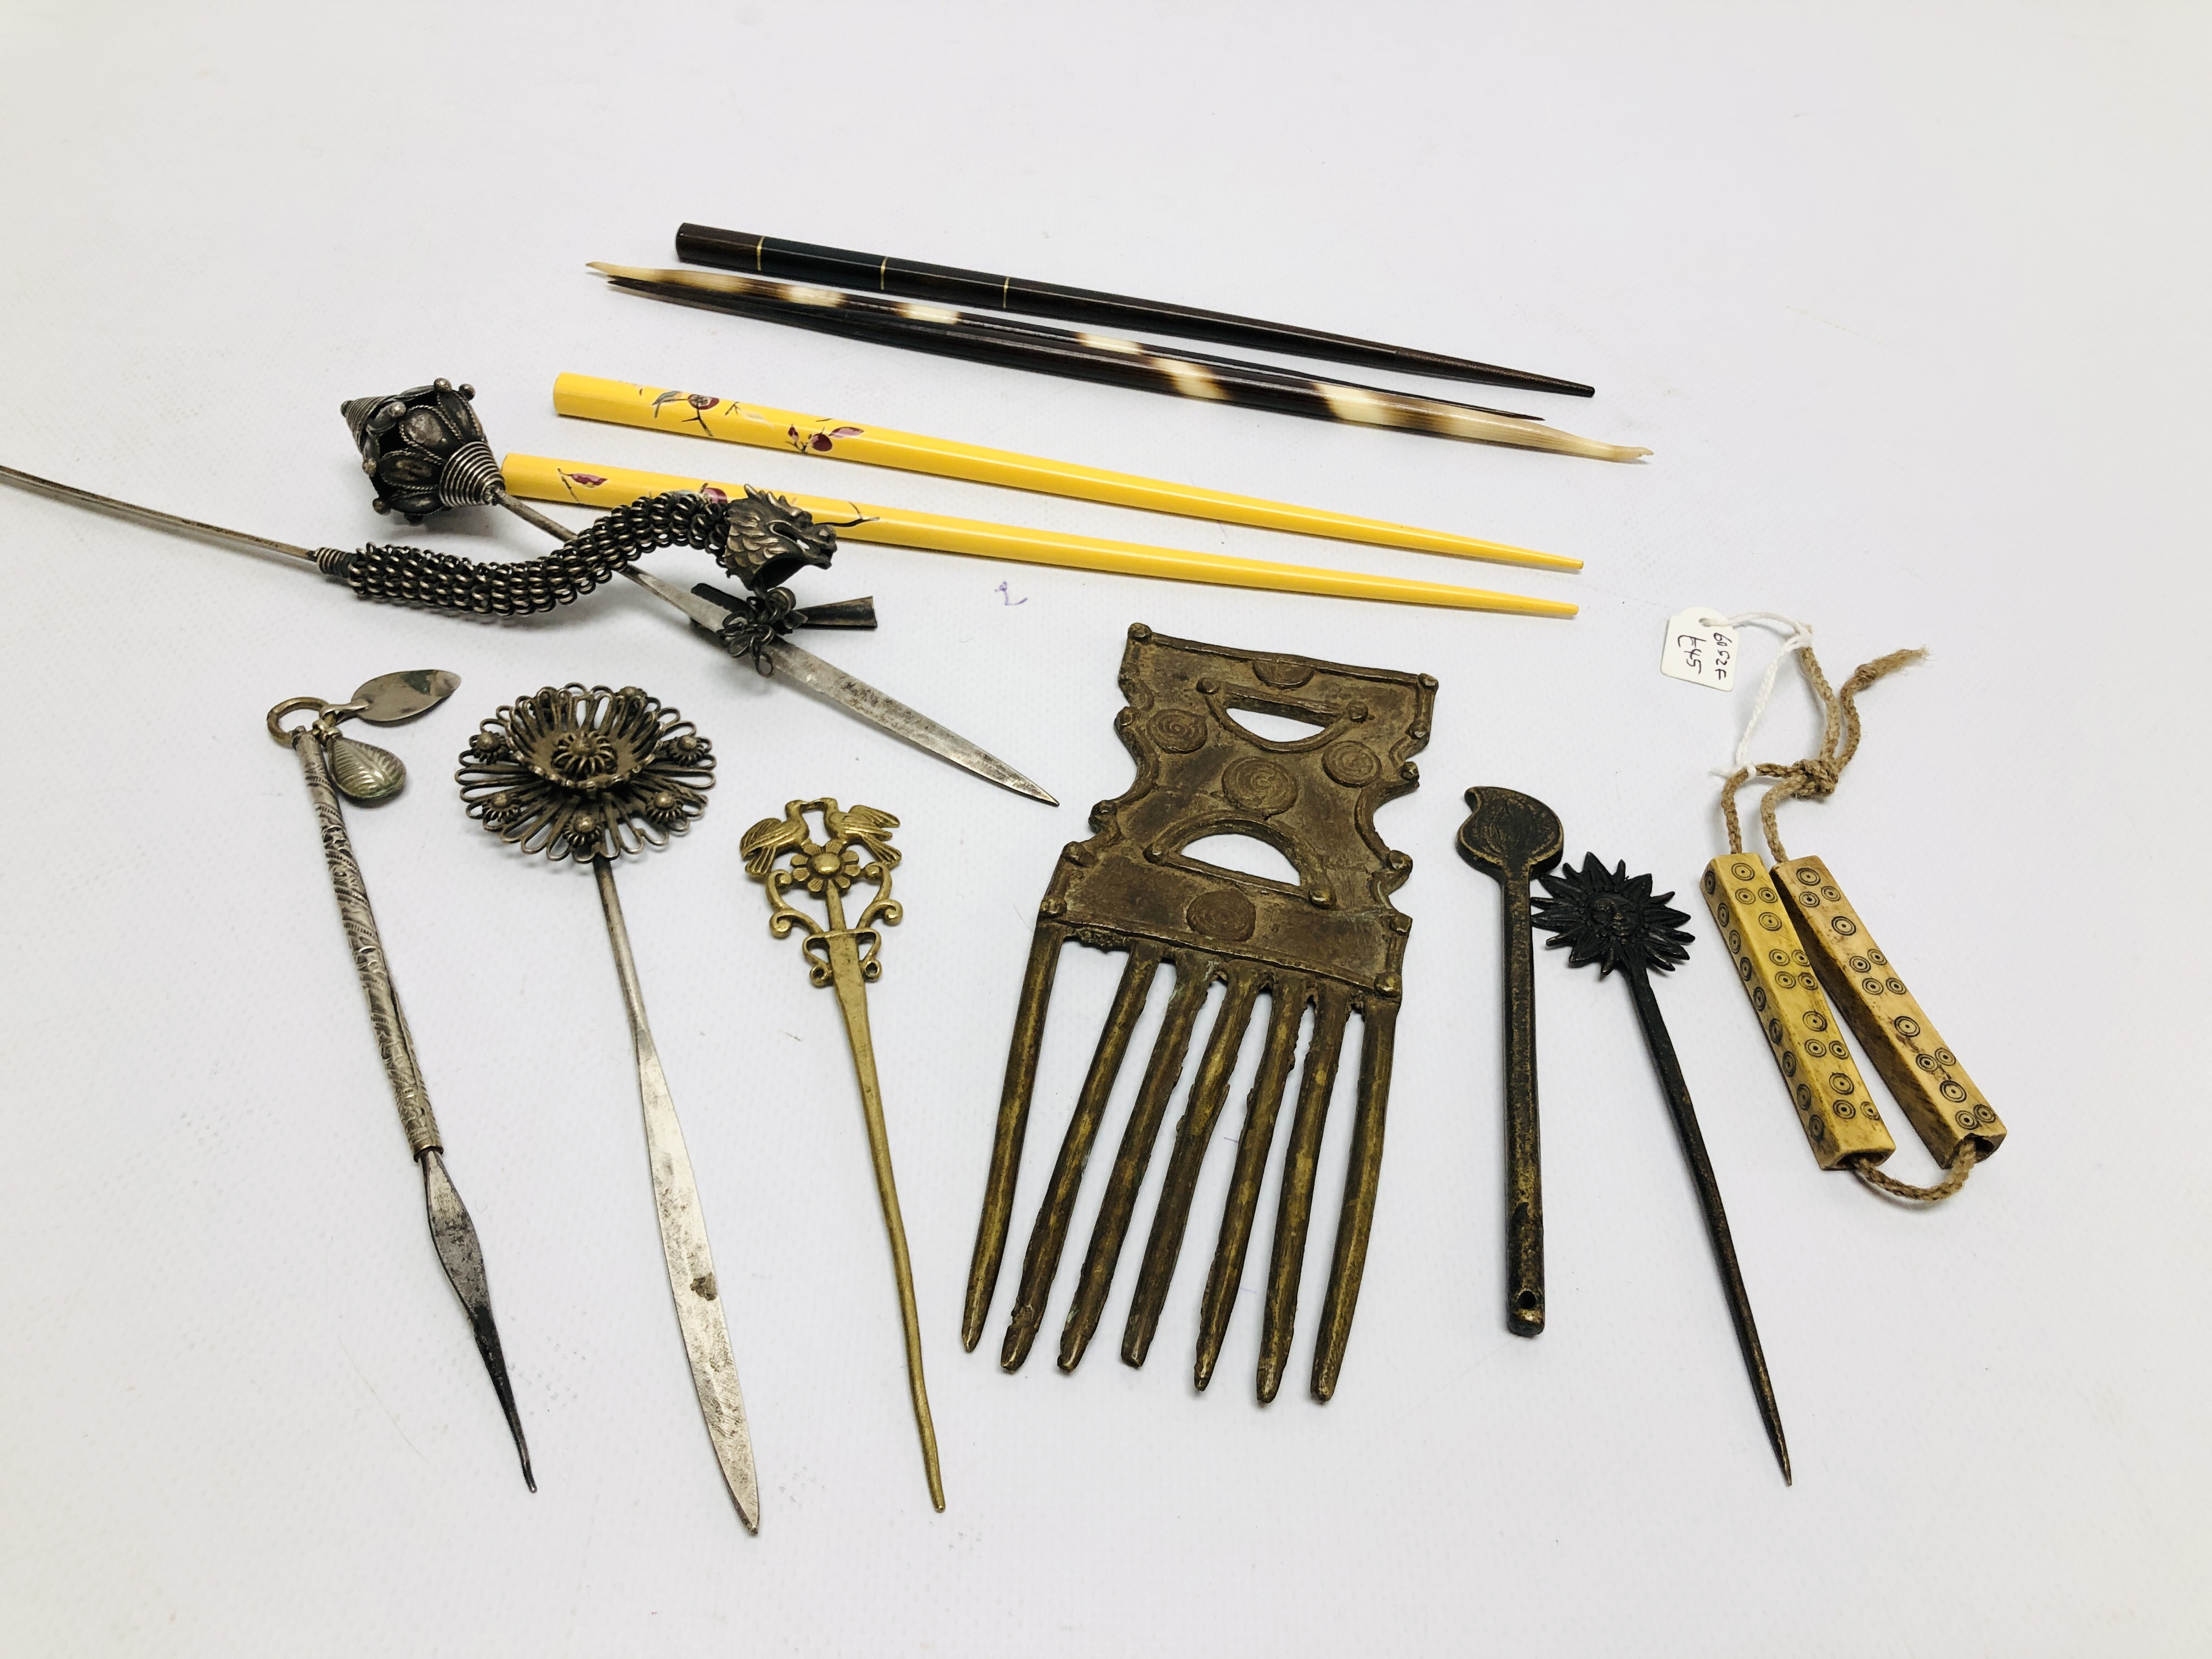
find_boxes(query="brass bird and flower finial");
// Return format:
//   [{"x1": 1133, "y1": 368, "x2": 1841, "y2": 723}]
[
  {"x1": 742, "y1": 799, "x2": 945, "y2": 1513},
  {"x1": 744, "y1": 798, "x2": 905, "y2": 982}
]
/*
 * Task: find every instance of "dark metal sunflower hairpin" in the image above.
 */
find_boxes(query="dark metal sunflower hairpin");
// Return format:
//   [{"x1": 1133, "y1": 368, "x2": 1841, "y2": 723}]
[
  {"x1": 1533, "y1": 854, "x2": 1694, "y2": 977},
  {"x1": 1533, "y1": 854, "x2": 1791, "y2": 1485},
  {"x1": 454, "y1": 685, "x2": 762, "y2": 1534}
]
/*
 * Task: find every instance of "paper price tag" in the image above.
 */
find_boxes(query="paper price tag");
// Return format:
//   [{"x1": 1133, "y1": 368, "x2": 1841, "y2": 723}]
[{"x1": 1660, "y1": 607, "x2": 1737, "y2": 690}]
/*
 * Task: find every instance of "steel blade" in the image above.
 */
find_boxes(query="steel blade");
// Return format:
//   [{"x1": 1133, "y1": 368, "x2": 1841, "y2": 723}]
[
  {"x1": 420, "y1": 1148, "x2": 535, "y2": 1491},
  {"x1": 620, "y1": 565, "x2": 740, "y2": 630},
  {"x1": 764, "y1": 636, "x2": 1057, "y2": 805},
  {"x1": 640, "y1": 543, "x2": 1057, "y2": 806},
  {"x1": 594, "y1": 859, "x2": 761, "y2": 1532},
  {"x1": 0, "y1": 462, "x2": 320, "y2": 566},
  {"x1": 636, "y1": 1034, "x2": 762, "y2": 1530}
]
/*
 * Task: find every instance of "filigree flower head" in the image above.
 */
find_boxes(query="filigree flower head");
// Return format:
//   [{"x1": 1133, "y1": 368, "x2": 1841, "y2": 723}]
[
  {"x1": 549, "y1": 729, "x2": 618, "y2": 782},
  {"x1": 1531, "y1": 853, "x2": 1695, "y2": 977},
  {"x1": 456, "y1": 684, "x2": 713, "y2": 861}
]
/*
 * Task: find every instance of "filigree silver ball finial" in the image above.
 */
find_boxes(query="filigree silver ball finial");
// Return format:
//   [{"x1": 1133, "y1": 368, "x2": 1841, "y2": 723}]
[{"x1": 341, "y1": 377, "x2": 501, "y2": 522}]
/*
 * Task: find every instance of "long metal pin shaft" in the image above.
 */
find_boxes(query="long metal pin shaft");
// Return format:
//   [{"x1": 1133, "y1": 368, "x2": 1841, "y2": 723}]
[
  {"x1": 819, "y1": 882, "x2": 945, "y2": 1511},
  {"x1": 592, "y1": 856, "x2": 762, "y2": 1532},
  {"x1": 495, "y1": 491, "x2": 574, "y2": 542},
  {"x1": 1623, "y1": 962, "x2": 1791, "y2": 1485},
  {"x1": 1, "y1": 461, "x2": 319, "y2": 565},
  {"x1": 290, "y1": 730, "x2": 533, "y2": 1488}
]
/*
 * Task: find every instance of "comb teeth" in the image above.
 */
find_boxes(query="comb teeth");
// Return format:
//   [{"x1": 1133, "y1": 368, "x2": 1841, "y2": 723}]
[
  {"x1": 1312, "y1": 998, "x2": 1397, "y2": 1401},
  {"x1": 999, "y1": 946, "x2": 1160, "y2": 1373},
  {"x1": 1060, "y1": 957, "x2": 1216, "y2": 1372},
  {"x1": 1123, "y1": 972, "x2": 1263, "y2": 1368},
  {"x1": 962, "y1": 921, "x2": 1066, "y2": 1352},
  {"x1": 968, "y1": 937, "x2": 1400, "y2": 1403},
  {"x1": 1195, "y1": 981, "x2": 1307, "y2": 1390},
  {"x1": 1257, "y1": 988, "x2": 1353, "y2": 1403}
]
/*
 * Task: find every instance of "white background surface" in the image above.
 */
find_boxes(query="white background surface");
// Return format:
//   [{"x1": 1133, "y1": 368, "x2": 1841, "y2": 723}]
[{"x1": 2, "y1": 3, "x2": 2205, "y2": 1653}]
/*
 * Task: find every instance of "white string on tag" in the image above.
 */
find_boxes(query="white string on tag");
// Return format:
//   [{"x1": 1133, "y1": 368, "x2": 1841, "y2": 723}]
[{"x1": 1714, "y1": 612, "x2": 1816, "y2": 778}]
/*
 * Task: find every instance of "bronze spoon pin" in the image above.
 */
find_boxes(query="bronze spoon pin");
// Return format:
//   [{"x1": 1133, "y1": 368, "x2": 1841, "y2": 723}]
[
  {"x1": 1534, "y1": 853, "x2": 1791, "y2": 1485},
  {"x1": 1455, "y1": 787, "x2": 1564, "y2": 1336}
]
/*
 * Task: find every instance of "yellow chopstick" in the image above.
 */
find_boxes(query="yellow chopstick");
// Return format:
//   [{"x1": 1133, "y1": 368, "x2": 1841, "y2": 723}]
[
  {"x1": 552, "y1": 373, "x2": 1581, "y2": 574},
  {"x1": 501, "y1": 454, "x2": 1577, "y2": 619}
]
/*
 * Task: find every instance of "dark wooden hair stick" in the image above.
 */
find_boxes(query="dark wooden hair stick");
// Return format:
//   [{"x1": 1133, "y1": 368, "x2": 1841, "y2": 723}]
[
  {"x1": 593, "y1": 266, "x2": 1650, "y2": 464},
  {"x1": 676, "y1": 224, "x2": 1594, "y2": 397}
]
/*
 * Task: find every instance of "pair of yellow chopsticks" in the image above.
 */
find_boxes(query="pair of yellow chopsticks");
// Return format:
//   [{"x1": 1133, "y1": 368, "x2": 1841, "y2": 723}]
[{"x1": 524, "y1": 373, "x2": 1579, "y2": 618}]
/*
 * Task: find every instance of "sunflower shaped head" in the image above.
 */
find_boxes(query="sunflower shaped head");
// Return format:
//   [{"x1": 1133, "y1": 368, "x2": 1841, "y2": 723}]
[
  {"x1": 1531, "y1": 852, "x2": 1694, "y2": 978},
  {"x1": 716, "y1": 486, "x2": 839, "y2": 590},
  {"x1": 456, "y1": 684, "x2": 714, "y2": 861},
  {"x1": 341, "y1": 377, "x2": 504, "y2": 522}
]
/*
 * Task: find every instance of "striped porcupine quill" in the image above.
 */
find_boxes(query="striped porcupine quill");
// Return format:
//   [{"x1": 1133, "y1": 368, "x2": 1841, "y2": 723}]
[{"x1": 590, "y1": 263, "x2": 1650, "y2": 464}]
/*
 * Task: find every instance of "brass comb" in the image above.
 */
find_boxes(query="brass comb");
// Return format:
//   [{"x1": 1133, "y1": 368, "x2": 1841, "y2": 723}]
[{"x1": 961, "y1": 625, "x2": 1435, "y2": 1402}]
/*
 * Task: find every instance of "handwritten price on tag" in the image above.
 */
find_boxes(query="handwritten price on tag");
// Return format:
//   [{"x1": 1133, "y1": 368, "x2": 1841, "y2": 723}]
[{"x1": 1661, "y1": 607, "x2": 1737, "y2": 691}]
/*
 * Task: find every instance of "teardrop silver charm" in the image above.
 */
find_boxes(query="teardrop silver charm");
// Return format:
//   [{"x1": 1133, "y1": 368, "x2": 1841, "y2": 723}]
[{"x1": 328, "y1": 734, "x2": 408, "y2": 802}]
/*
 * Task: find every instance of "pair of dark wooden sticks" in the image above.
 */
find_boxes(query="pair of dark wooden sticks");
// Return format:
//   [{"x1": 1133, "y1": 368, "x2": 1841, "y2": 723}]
[{"x1": 591, "y1": 227, "x2": 1649, "y2": 462}]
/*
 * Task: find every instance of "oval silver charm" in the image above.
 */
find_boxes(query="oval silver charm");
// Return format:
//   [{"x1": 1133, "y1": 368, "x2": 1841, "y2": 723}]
[
  {"x1": 349, "y1": 668, "x2": 460, "y2": 725},
  {"x1": 328, "y1": 734, "x2": 408, "y2": 802}
]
